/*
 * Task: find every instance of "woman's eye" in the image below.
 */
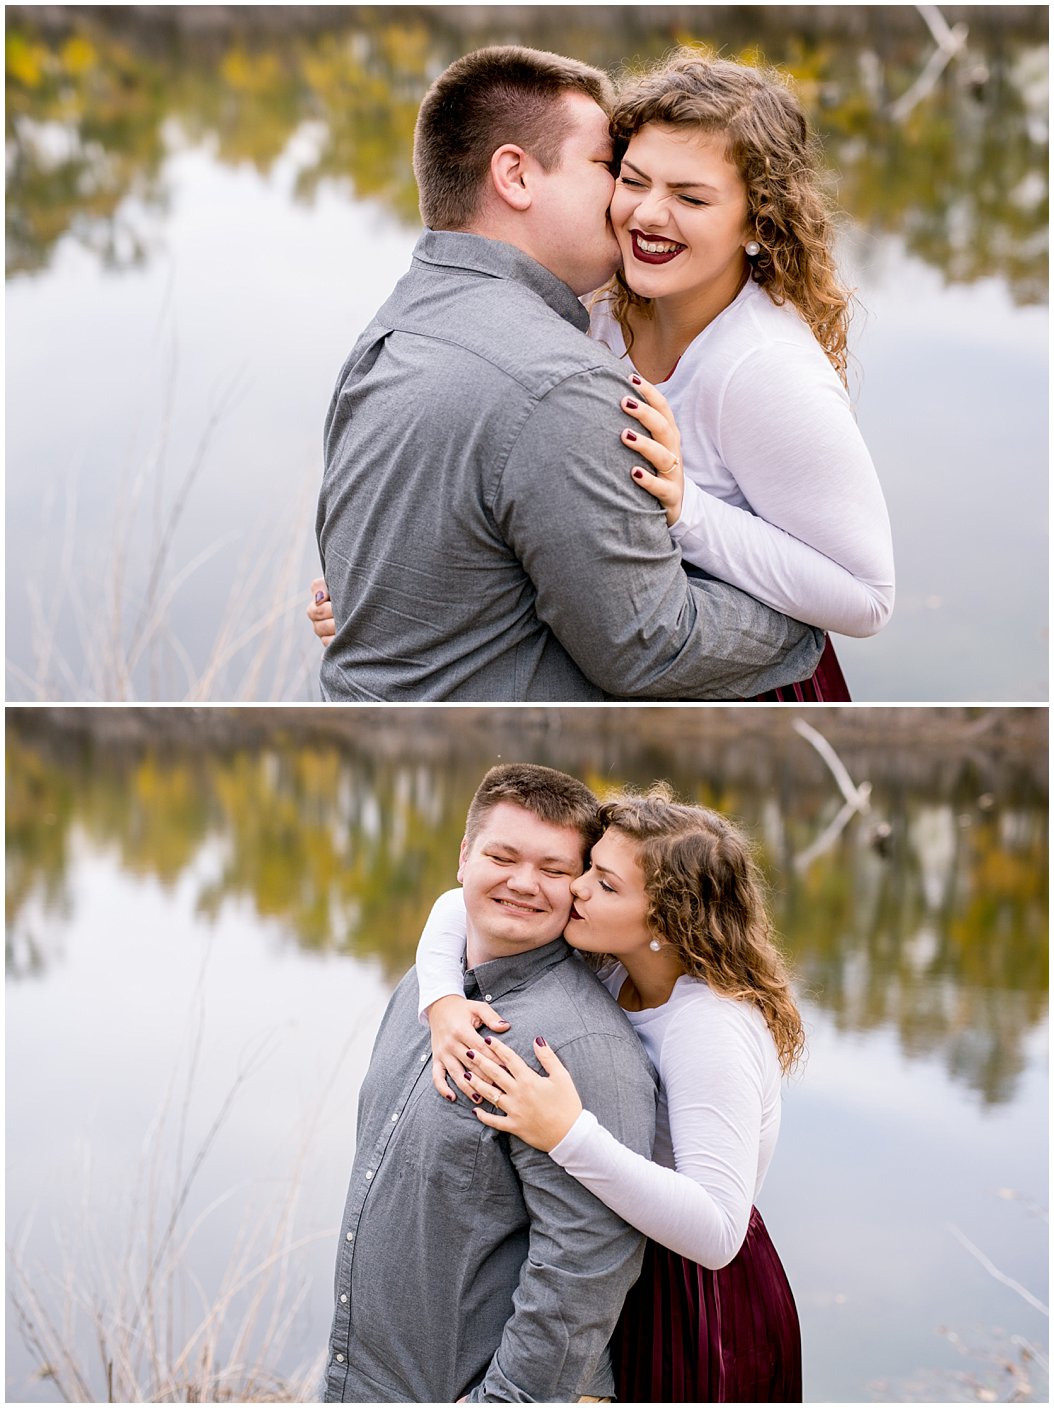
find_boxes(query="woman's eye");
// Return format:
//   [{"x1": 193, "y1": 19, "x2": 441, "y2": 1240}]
[
  {"x1": 619, "y1": 176, "x2": 646, "y2": 189},
  {"x1": 680, "y1": 196, "x2": 707, "y2": 207},
  {"x1": 598, "y1": 880, "x2": 615, "y2": 894}
]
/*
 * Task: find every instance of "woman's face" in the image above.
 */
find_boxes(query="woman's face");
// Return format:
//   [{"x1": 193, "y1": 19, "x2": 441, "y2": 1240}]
[
  {"x1": 566, "y1": 828, "x2": 654, "y2": 957},
  {"x1": 610, "y1": 122, "x2": 751, "y2": 307}
]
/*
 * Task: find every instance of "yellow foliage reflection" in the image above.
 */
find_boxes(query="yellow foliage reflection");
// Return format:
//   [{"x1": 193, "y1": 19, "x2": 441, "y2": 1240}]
[
  {"x1": 5, "y1": 709, "x2": 1047, "y2": 1108},
  {"x1": 5, "y1": 7, "x2": 1047, "y2": 299}
]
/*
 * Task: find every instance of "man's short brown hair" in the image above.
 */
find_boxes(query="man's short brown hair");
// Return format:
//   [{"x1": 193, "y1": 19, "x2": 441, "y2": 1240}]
[
  {"x1": 464, "y1": 762, "x2": 601, "y2": 857},
  {"x1": 413, "y1": 45, "x2": 614, "y2": 231}
]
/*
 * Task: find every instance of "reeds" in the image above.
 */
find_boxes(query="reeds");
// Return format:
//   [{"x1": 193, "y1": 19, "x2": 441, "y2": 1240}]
[
  {"x1": 9, "y1": 348, "x2": 319, "y2": 704},
  {"x1": 6, "y1": 981, "x2": 349, "y2": 1402}
]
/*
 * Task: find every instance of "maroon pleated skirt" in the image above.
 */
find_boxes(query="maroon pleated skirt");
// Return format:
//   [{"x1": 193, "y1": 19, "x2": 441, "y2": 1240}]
[
  {"x1": 755, "y1": 634, "x2": 851, "y2": 702},
  {"x1": 611, "y1": 1208, "x2": 802, "y2": 1403}
]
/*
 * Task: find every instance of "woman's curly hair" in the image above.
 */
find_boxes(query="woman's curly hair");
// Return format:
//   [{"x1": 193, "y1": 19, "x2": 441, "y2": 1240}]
[
  {"x1": 597, "y1": 783, "x2": 805, "y2": 1073},
  {"x1": 606, "y1": 47, "x2": 852, "y2": 386}
]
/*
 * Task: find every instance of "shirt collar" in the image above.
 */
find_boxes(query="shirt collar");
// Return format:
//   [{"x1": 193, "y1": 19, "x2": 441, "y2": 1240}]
[
  {"x1": 413, "y1": 228, "x2": 591, "y2": 334},
  {"x1": 464, "y1": 936, "x2": 574, "y2": 1002}
]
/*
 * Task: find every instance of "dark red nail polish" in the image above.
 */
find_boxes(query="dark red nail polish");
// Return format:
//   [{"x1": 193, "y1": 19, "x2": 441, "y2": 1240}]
[
  {"x1": 625, "y1": 430, "x2": 638, "y2": 441},
  {"x1": 535, "y1": 1036, "x2": 547, "y2": 1047},
  {"x1": 315, "y1": 590, "x2": 325, "y2": 603},
  {"x1": 466, "y1": 1050, "x2": 476, "y2": 1059},
  {"x1": 625, "y1": 398, "x2": 639, "y2": 410},
  {"x1": 472, "y1": 1093, "x2": 482, "y2": 1104},
  {"x1": 464, "y1": 1070, "x2": 473, "y2": 1080},
  {"x1": 633, "y1": 469, "x2": 644, "y2": 480},
  {"x1": 483, "y1": 1036, "x2": 492, "y2": 1045},
  {"x1": 630, "y1": 374, "x2": 643, "y2": 385}
]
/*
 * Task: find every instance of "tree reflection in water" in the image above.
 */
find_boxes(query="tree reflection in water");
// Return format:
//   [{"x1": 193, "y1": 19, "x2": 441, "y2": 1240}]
[
  {"x1": 5, "y1": 5, "x2": 1048, "y2": 303},
  {"x1": 6, "y1": 706, "x2": 1047, "y2": 1108}
]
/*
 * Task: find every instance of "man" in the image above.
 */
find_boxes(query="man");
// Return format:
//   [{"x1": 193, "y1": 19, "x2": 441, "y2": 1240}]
[
  {"x1": 315, "y1": 45, "x2": 823, "y2": 700},
  {"x1": 323, "y1": 764, "x2": 657, "y2": 1402}
]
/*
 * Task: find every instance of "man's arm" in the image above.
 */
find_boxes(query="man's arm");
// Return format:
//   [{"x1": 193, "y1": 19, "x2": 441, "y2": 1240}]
[
  {"x1": 495, "y1": 366, "x2": 825, "y2": 699},
  {"x1": 467, "y1": 1031, "x2": 656, "y2": 1403}
]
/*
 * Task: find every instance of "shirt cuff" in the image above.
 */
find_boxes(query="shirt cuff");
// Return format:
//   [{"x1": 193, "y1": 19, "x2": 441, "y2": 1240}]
[
  {"x1": 417, "y1": 985, "x2": 466, "y2": 1025},
  {"x1": 669, "y1": 473, "x2": 707, "y2": 541},
  {"x1": 549, "y1": 1108, "x2": 598, "y2": 1166}
]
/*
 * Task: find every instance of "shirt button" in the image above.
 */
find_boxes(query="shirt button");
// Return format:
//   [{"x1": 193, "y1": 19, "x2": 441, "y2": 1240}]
[
  {"x1": 346, "y1": 1231, "x2": 354, "y2": 1241},
  {"x1": 340, "y1": 1294, "x2": 348, "y2": 1304},
  {"x1": 420, "y1": 1052, "x2": 429, "y2": 1063},
  {"x1": 365, "y1": 1170, "x2": 374, "y2": 1180},
  {"x1": 335, "y1": 1353, "x2": 344, "y2": 1363},
  {"x1": 391, "y1": 1112, "x2": 399, "y2": 1122},
  {"x1": 484, "y1": 993, "x2": 493, "y2": 1001}
]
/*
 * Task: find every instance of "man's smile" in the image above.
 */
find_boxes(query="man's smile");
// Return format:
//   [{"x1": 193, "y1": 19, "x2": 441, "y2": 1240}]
[{"x1": 494, "y1": 896, "x2": 545, "y2": 914}]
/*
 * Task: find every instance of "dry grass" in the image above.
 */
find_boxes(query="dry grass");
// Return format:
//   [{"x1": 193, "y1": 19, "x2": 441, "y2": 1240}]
[
  {"x1": 9, "y1": 351, "x2": 319, "y2": 704},
  {"x1": 6, "y1": 976, "x2": 353, "y2": 1402}
]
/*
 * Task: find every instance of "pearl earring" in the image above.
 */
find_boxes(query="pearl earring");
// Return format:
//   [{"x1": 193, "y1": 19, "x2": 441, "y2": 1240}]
[
  {"x1": 648, "y1": 938, "x2": 662, "y2": 952},
  {"x1": 745, "y1": 240, "x2": 761, "y2": 257}
]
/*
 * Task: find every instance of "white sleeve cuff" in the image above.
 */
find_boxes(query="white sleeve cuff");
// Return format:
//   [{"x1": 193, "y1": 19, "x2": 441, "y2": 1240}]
[
  {"x1": 669, "y1": 472, "x2": 707, "y2": 542},
  {"x1": 549, "y1": 1108, "x2": 599, "y2": 1166}
]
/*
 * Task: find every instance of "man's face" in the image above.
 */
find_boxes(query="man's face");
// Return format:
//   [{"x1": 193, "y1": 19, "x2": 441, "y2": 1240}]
[
  {"x1": 530, "y1": 92, "x2": 621, "y2": 295},
  {"x1": 457, "y1": 802, "x2": 586, "y2": 962}
]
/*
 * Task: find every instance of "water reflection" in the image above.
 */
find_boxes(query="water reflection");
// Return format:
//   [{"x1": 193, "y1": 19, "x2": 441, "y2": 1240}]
[
  {"x1": 5, "y1": 5, "x2": 1048, "y2": 303},
  {"x1": 6, "y1": 707, "x2": 1047, "y2": 1109}
]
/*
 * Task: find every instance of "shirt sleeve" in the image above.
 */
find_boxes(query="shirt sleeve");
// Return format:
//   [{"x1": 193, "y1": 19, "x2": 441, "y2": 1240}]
[
  {"x1": 548, "y1": 1003, "x2": 769, "y2": 1270},
  {"x1": 414, "y1": 887, "x2": 468, "y2": 1023},
  {"x1": 469, "y1": 1030, "x2": 657, "y2": 1402},
  {"x1": 670, "y1": 341, "x2": 895, "y2": 638},
  {"x1": 493, "y1": 365, "x2": 825, "y2": 699}
]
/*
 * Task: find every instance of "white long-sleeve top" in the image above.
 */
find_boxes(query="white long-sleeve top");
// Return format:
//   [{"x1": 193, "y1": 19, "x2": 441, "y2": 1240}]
[
  {"x1": 415, "y1": 887, "x2": 783, "y2": 1270},
  {"x1": 590, "y1": 282, "x2": 895, "y2": 637}
]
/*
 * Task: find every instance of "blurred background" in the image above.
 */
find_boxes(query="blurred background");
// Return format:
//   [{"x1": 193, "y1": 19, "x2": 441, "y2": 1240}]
[
  {"x1": 4, "y1": 4, "x2": 1049, "y2": 702},
  {"x1": 5, "y1": 704, "x2": 1048, "y2": 1402}
]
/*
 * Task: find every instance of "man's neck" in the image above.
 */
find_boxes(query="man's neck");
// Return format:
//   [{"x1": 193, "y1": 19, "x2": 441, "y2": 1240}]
[
  {"x1": 465, "y1": 928, "x2": 563, "y2": 971},
  {"x1": 457, "y1": 216, "x2": 551, "y2": 285},
  {"x1": 465, "y1": 925, "x2": 498, "y2": 971}
]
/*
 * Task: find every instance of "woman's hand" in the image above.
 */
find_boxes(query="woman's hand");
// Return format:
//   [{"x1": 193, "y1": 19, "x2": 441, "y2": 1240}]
[
  {"x1": 307, "y1": 577, "x2": 336, "y2": 647},
  {"x1": 466, "y1": 1035, "x2": 583, "y2": 1152},
  {"x1": 426, "y1": 994, "x2": 510, "y2": 1102},
  {"x1": 621, "y1": 375, "x2": 685, "y2": 527}
]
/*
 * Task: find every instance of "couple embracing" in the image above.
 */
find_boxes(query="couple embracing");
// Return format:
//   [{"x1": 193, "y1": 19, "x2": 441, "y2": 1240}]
[
  {"x1": 324, "y1": 763, "x2": 803, "y2": 1402},
  {"x1": 312, "y1": 43, "x2": 893, "y2": 701}
]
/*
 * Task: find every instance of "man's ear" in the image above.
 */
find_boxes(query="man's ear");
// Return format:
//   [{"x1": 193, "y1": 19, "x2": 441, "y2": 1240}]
[
  {"x1": 456, "y1": 835, "x2": 469, "y2": 883},
  {"x1": 489, "y1": 144, "x2": 533, "y2": 212}
]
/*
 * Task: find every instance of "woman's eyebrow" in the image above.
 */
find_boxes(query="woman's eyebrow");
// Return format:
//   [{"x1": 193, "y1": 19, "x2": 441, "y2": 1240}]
[{"x1": 621, "y1": 158, "x2": 720, "y2": 193}]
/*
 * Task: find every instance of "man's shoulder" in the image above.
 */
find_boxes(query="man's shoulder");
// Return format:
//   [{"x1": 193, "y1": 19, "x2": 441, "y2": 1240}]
[
  {"x1": 529, "y1": 955, "x2": 648, "y2": 1049},
  {"x1": 526, "y1": 959, "x2": 658, "y2": 1108},
  {"x1": 387, "y1": 261, "x2": 626, "y2": 400},
  {"x1": 374, "y1": 966, "x2": 421, "y2": 1034}
]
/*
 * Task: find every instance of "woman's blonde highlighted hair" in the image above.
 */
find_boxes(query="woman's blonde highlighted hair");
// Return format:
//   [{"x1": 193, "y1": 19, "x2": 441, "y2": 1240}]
[
  {"x1": 598, "y1": 784, "x2": 805, "y2": 1073},
  {"x1": 608, "y1": 47, "x2": 852, "y2": 385}
]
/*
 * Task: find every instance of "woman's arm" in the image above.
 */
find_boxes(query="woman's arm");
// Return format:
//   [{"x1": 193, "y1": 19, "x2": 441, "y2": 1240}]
[
  {"x1": 670, "y1": 341, "x2": 894, "y2": 637},
  {"x1": 470, "y1": 1005, "x2": 770, "y2": 1271},
  {"x1": 415, "y1": 887, "x2": 510, "y2": 1101},
  {"x1": 415, "y1": 886, "x2": 470, "y2": 1017}
]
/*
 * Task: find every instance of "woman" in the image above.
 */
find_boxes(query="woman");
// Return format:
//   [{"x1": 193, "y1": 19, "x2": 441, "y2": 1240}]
[
  {"x1": 310, "y1": 48, "x2": 893, "y2": 698},
  {"x1": 416, "y1": 785, "x2": 803, "y2": 1402},
  {"x1": 595, "y1": 47, "x2": 893, "y2": 700}
]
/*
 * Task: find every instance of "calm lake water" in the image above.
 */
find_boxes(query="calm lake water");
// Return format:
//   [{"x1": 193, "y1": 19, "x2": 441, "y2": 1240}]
[
  {"x1": 5, "y1": 706, "x2": 1048, "y2": 1402},
  {"x1": 4, "y1": 6, "x2": 1049, "y2": 702}
]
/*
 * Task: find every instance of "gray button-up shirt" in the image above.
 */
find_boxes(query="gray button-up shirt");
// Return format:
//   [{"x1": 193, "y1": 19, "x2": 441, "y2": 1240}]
[
  {"x1": 323, "y1": 939, "x2": 657, "y2": 1403},
  {"x1": 317, "y1": 229, "x2": 823, "y2": 701}
]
